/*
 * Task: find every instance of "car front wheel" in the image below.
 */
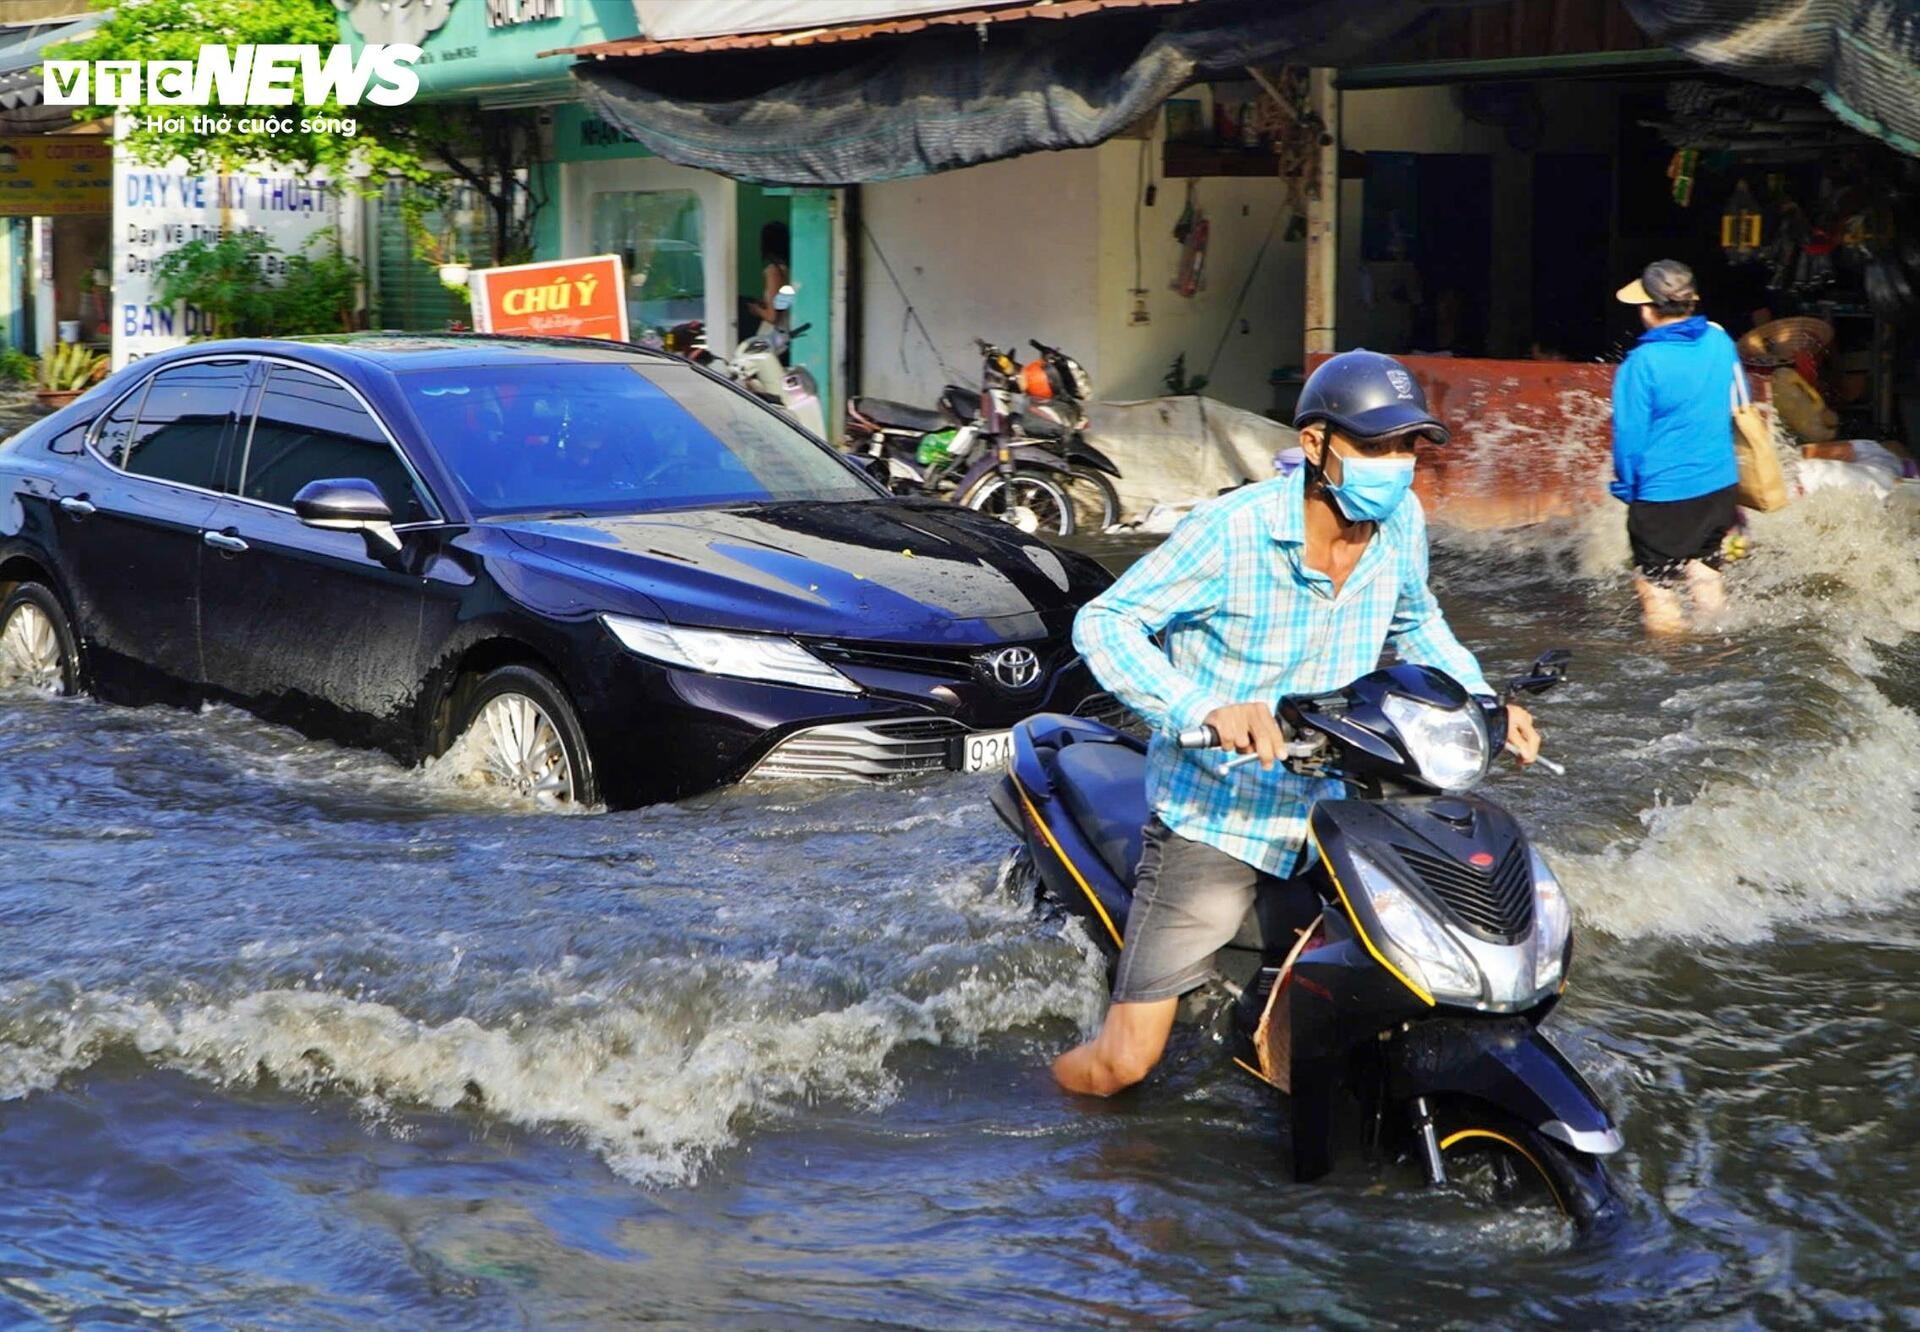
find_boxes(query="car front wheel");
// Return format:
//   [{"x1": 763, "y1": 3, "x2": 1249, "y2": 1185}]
[
  {"x1": 0, "y1": 581, "x2": 79, "y2": 696},
  {"x1": 449, "y1": 664, "x2": 597, "y2": 808}
]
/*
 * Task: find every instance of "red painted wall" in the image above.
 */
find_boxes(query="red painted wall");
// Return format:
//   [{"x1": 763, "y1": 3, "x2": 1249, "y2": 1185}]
[{"x1": 1305, "y1": 354, "x2": 1765, "y2": 529}]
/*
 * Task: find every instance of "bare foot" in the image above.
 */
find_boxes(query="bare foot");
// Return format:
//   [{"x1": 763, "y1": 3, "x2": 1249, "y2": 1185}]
[
  {"x1": 1685, "y1": 559, "x2": 1727, "y2": 619},
  {"x1": 1635, "y1": 575, "x2": 1688, "y2": 635}
]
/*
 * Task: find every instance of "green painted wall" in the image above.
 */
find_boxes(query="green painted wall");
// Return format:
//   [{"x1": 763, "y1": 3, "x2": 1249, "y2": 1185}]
[
  {"x1": 550, "y1": 103, "x2": 653, "y2": 165},
  {"x1": 336, "y1": 0, "x2": 637, "y2": 101},
  {"x1": 786, "y1": 190, "x2": 835, "y2": 431}
]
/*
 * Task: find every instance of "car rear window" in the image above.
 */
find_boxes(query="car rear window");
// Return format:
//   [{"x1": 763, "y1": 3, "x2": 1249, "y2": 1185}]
[
  {"x1": 397, "y1": 360, "x2": 877, "y2": 518},
  {"x1": 115, "y1": 360, "x2": 248, "y2": 490}
]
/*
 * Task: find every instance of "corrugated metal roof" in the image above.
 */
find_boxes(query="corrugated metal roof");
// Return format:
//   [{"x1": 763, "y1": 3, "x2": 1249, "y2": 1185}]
[{"x1": 547, "y1": 0, "x2": 1206, "y2": 60}]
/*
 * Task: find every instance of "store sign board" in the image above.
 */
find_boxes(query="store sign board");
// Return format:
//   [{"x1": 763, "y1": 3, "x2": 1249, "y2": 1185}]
[
  {"x1": 0, "y1": 138, "x2": 113, "y2": 216},
  {"x1": 469, "y1": 254, "x2": 628, "y2": 341},
  {"x1": 112, "y1": 152, "x2": 339, "y2": 368}
]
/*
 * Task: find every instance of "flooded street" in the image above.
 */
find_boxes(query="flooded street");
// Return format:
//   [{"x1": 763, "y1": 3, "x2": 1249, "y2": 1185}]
[{"x1": 2, "y1": 484, "x2": 1917, "y2": 1325}]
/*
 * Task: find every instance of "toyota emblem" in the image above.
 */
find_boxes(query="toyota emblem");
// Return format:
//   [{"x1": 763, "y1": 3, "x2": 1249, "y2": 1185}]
[{"x1": 981, "y1": 646, "x2": 1041, "y2": 691}]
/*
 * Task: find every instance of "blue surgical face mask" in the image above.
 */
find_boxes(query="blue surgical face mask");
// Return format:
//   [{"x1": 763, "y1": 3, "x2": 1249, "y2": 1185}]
[{"x1": 1325, "y1": 451, "x2": 1416, "y2": 523}]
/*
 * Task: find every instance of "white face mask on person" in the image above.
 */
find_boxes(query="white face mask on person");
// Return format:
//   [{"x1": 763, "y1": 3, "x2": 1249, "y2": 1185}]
[{"x1": 1324, "y1": 453, "x2": 1416, "y2": 523}]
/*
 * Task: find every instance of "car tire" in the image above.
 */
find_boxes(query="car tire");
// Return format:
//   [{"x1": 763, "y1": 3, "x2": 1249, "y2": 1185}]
[
  {"x1": 451, "y1": 663, "x2": 598, "y2": 808},
  {"x1": 0, "y1": 580, "x2": 80, "y2": 696}
]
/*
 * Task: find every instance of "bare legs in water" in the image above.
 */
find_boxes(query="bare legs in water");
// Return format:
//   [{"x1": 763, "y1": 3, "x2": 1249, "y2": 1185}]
[{"x1": 1635, "y1": 559, "x2": 1727, "y2": 635}]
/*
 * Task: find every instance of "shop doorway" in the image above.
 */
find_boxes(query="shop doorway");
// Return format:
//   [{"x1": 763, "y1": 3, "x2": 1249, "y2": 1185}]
[
  {"x1": 1531, "y1": 153, "x2": 1612, "y2": 360},
  {"x1": 734, "y1": 185, "x2": 791, "y2": 347}
]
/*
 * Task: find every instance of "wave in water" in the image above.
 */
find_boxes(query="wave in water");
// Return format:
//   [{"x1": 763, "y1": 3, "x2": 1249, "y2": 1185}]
[{"x1": 1442, "y1": 478, "x2": 1920, "y2": 944}]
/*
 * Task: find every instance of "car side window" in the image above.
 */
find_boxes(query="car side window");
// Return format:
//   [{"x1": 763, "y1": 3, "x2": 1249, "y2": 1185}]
[
  {"x1": 93, "y1": 378, "x2": 152, "y2": 469},
  {"x1": 240, "y1": 366, "x2": 429, "y2": 524},
  {"x1": 119, "y1": 360, "x2": 248, "y2": 489}
]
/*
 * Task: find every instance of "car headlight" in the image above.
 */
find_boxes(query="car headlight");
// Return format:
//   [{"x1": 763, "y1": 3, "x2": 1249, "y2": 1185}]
[
  {"x1": 1350, "y1": 850, "x2": 1482, "y2": 1003},
  {"x1": 1529, "y1": 848, "x2": 1571, "y2": 992},
  {"x1": 1381, "y1": 692, "x2": 1489, "y2": 792},
  {"x1": 602, "y1": 613, "x2": 859, "y2": 693}
]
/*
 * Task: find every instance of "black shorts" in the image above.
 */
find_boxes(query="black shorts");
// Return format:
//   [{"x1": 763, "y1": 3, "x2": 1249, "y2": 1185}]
[{"x1": 1627, "y1": 484, "x2": 1738, "y2": 584}]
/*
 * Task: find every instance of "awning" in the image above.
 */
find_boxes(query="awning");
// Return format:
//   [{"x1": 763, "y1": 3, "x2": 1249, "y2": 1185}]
[
  {"x1": 0, "y1": 12, "x2": 106, "y2": 125},
  {"x1": 1624, "y1": 0, "x2": 1920, "y2": 158},
  {"x1": 561, "y1": 0, "x2": 1471, "y2": 186}
]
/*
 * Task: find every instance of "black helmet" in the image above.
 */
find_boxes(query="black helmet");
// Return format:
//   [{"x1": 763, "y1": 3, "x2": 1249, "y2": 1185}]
[{"x1": 1293, "y1": 350, "x2": 1449, "y2": 445}]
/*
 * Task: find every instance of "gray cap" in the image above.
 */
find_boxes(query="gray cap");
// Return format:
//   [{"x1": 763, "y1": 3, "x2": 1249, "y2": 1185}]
[{"x1": 1617, "y1": 259, "x2": 1697, "y2": 305}]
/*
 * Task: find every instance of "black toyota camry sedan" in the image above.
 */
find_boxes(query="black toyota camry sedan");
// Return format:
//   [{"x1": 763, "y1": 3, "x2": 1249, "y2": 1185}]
[{"x1": 0, "y1": 336, "x2": 1124, "y2": 807}]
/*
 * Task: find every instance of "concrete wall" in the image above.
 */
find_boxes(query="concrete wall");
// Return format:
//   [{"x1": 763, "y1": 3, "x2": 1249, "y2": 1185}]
[
  {"x1": 856, "y1": 119, "x2": 1301, "y2": 415},
  {"x1": 1093, "y1": 118, "x2": 1305, "y2": 409},
  {"x1": 856, "y1": 151, "x2": 1102, "y2": 406}
]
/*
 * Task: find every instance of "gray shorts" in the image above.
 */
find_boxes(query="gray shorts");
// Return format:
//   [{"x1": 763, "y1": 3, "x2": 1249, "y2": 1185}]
[{"x1": 1110, "y1": 816, "x2": 1312, "y2": 1004}]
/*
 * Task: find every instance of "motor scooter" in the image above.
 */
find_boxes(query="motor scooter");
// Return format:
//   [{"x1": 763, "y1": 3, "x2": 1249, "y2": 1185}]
[{"x1": 989, "y1": 652, "x2": 1623, "y2": 1229}]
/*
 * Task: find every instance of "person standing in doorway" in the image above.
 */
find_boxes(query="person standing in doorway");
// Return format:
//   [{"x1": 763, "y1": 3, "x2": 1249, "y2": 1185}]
[
  {"x1": 1611, "y1": 260, "x2": 1741, "y2": 634},
  {"x1": 746, "y1": 221, "x2": 792, "y2": 336}
]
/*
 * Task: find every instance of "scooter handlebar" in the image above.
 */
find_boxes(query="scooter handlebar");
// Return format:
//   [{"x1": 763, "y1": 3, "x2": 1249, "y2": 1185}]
[{"x1": 1177, "y1": 725, "x2": 1219, "y2": 749}]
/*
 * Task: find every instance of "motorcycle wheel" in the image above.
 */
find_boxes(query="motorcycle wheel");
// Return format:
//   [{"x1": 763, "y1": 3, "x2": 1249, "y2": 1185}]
[
  {"x1": 1060, "y1": 465, "x2": 1121, "y2": 532},
  {"x1": 1430, "y1": 1102, "x2": 1619, "y2": 1233},
  {"x1": 966, "y1": 469, "x2": 1076, "y2": 536}
]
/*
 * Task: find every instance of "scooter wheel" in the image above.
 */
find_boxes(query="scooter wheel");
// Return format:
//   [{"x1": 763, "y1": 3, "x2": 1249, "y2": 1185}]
[{"x1": 1430, "y1": 1102, "x2": 1620, "y2": 1233}]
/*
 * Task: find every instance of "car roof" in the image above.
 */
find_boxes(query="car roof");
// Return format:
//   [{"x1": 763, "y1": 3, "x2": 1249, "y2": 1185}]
[{"x1": 135, "y1": 334, "x2": 686, "y2": 377}]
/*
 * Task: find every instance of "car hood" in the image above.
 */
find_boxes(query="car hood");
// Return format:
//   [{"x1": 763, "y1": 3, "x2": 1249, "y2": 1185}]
[{"x1": 498, "y1": 500, "x2": 1109, "y2": 642}]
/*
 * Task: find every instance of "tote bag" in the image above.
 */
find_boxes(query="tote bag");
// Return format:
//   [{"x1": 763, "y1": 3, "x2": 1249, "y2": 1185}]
[{"x1": 1732, "y1": 369, "x2": 1789, "y2": 511}]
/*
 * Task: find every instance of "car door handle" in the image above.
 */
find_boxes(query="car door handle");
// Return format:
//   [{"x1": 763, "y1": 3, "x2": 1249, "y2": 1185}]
[
  {"x1": 203, "y1": 530, "x2": 249, "y2": 553},
  {"x1": 57, "y1": 496, "x2": 96, "y2": 516}
]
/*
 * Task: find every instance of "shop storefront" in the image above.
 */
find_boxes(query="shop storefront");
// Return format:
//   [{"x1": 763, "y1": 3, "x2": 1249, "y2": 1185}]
[{"x1": 0, "y1": 10, "x2": 111, "y2": 359}]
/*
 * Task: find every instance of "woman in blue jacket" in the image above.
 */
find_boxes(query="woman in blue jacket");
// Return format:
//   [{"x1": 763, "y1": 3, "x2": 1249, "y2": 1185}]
[{"x1": 1611, "y1": 260, "x2": 1741, "y2": 633}]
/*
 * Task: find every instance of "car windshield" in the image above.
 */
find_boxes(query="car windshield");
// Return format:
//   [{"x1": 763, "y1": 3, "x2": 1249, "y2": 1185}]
[{"x1": 398, "y1": 359, "x2": 877, "y2": 518}]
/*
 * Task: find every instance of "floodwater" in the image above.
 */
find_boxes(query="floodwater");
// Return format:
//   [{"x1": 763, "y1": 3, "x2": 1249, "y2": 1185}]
[{"x1": 2, "y1": 483, "x2": 1918, "y2": 1326}]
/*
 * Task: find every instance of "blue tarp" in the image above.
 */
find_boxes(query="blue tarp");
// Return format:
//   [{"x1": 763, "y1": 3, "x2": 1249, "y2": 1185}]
[
  {"x1": 1624, "y1": 0, "x2": 1920, "y2": 157},
  {"x1": 572, "y1": 0, "x2": 1466, "y2": 186}
]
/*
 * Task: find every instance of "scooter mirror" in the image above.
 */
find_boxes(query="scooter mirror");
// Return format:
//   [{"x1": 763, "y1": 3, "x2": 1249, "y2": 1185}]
[
  {"x1": 774, "y1": 285, "x2": 796, "y2": 312},
  {"x1": 1504, "y1": 648, "x2": 1572, "y2": 699}
]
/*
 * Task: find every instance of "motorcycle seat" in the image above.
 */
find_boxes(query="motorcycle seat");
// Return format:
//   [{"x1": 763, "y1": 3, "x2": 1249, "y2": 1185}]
[
  {"x1": 850, "y1": 396, "x2": 949, "y2": 433},
  {"x1": 1015, "y1": 411, "x2": 1068, "y2": 442},
  {"x1": 1051, "y1": 740, "x2": 1150, "y2": 885}
]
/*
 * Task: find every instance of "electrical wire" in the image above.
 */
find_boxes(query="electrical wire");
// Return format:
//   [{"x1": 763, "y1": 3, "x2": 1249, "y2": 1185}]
[
  {"x1": 859, "y1": 219, "x2": 962, "y2": 382},
  {"x1": 1203, "y1": 206, "x2": 1284, "y2": 382}
]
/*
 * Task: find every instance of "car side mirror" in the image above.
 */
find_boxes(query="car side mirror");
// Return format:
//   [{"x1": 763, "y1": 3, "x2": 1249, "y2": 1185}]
[
  {"x1": 293, "y1": 477, "x2": 402, "y2": 554},
  {"x1": 1504, "y1": 647, "x2": 1572, "y2": 699}
]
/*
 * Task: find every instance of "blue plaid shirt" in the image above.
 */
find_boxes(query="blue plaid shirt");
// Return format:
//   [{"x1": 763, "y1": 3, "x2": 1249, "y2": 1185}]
[{"x1": 1073, "y1": 469, "x2": 1491, "y2": 875}]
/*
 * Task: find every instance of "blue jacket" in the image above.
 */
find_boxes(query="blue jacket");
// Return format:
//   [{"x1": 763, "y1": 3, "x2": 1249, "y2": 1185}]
[{"x1": 1610, "y1": 316, "x2": 1741, "y2": 503}]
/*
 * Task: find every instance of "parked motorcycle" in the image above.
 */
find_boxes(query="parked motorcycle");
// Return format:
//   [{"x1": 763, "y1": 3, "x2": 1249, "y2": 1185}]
[
  {"x1": 1015, "y1": 339, "x2": 1123, "y2": 531},
  {"x1": 846, "y1": 339, "x2": 1080, "y2": 536},
  {"x1": 990, "y1": 651, "x2": 1623, "y2": 1230},
  {"x1": 675, "y1": 288, "x2": 828, "y2": 439}
]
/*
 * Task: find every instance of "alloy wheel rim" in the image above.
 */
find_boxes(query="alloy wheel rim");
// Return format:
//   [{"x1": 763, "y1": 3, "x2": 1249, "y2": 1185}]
[
  {"x1": 0, "y1": 604, "x2": 64, "y2": 693},
  {"x1": 471, "y1": 692, "x2": 576, "y2": 804}
]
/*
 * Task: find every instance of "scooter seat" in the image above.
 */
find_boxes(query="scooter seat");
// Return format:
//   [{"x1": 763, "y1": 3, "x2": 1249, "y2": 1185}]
[
  {"x1": 1051, "y1": 740, "x2": 1151, "y2": 885},
  {"x1": 851, "y1": 396, "x2": 949, "y2": 433}
]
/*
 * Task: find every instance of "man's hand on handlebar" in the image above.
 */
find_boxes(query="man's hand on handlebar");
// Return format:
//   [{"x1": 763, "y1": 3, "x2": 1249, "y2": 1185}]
[
  {"x1": 1200, "y1": 702, "x2": 1287, "y2": 770},
  {"x1": 1505, "y1": 702, "x2": 1541, "y2": 766}
]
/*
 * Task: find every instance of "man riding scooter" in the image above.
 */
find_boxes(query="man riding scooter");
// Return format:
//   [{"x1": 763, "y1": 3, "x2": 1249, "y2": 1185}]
[{"x1": 1054, "y1": 350, "x2": 1542, "y2": 1097}]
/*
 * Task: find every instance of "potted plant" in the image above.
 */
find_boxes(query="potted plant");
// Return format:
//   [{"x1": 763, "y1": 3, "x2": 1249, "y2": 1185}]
[{"x1": 34, "y1": 342, "x2": 107, "y2": 408}]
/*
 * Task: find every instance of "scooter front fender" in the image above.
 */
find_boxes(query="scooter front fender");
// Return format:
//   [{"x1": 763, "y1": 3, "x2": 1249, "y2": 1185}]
[{"x1": 1385, "y1": 1018, "x2": 1623, "y2": 1155}]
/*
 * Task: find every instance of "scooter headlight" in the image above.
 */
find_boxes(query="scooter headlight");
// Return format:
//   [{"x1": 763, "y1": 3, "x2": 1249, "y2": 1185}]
[
  {"x1": 1530, "y1": 848, "x2": 1572, "y2": 992},
  {"x1": 1350, "y1": 850, "x2": 1482, "y2": 1003},
  {"x1": 1381, "y1": 692, "x2": 1489, "y2": 792}
]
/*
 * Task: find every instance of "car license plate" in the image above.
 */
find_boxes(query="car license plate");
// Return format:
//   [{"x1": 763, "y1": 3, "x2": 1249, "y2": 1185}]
[{"x1": 957, "y1": 729, "x2": 1014, "y2": 773}]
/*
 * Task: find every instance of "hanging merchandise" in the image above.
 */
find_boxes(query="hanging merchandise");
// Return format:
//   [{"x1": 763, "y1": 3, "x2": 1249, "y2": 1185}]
[
  {"x1": 1720, "y1": 179, "x2": 1764, "y2": 263},
  {"x1": 1764, "y1": 198, "x2": 1812, "y2": 292},
  {"x1": 1173, "y1": 210, "x2": 1211, "y2": 298},
  {"x1": 1667, "y1": 149, "x2": 1699, "y2": 207},
  {"x1": 1173, "y1": 181, "x2": 1197, "y2": 244}
]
